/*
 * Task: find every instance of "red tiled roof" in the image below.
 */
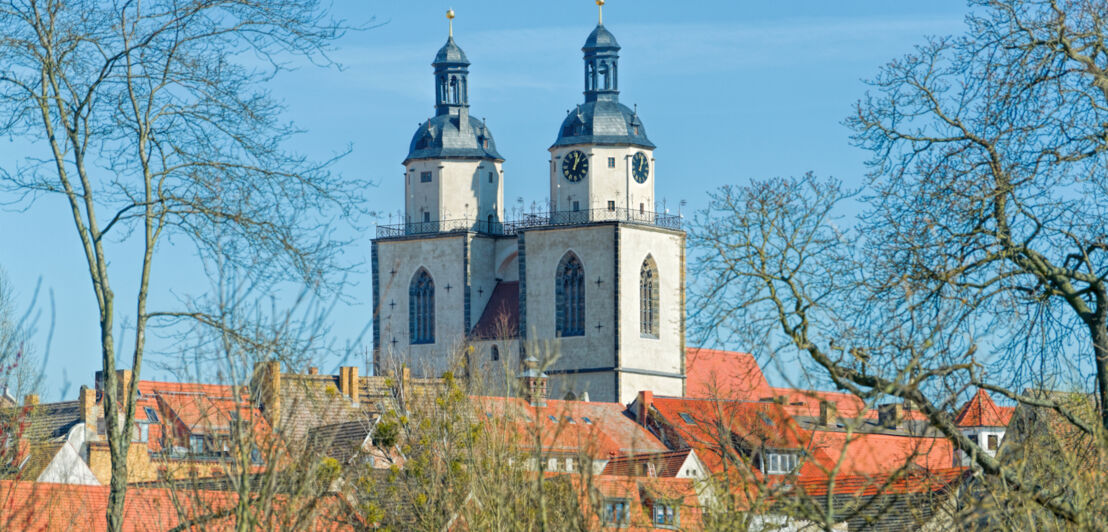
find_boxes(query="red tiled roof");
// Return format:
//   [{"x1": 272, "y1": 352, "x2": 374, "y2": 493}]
[
  {"x1": 470, "y1": 281, "x2": 520, "y2": 339},
  {"x1": 791, "y1": 467, "x2": 968, "y2": 497},
  {"x1": 0, "y1": 480, "x2": 355, "y2": 531},
  {"x1": 955, "y1": 389, "x2": 1012, "y2": 428},
  {"x1": 685, "y1": 348, "x2": 773, "y2": 400},
  {"x1": 602, "y1": 449, "x2": 693, "y2": 477},
  {"x1": 475, "y1": 396, "x2": 667, "y2": 458},
  {"x1": 649, "y1": 395, "x2": 956, "y2": 479}
]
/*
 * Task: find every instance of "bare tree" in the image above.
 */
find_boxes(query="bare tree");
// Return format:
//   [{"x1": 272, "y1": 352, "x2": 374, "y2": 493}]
[
  {"x1": 849, "y1": 0, "x2": 1108, "y2": 428},
  {"x1": 0, "y1": 1, "x2": 362, "y2": 529},
  {"x1": 690, "y1": 0, "x2": 1108, "y2": 527}
]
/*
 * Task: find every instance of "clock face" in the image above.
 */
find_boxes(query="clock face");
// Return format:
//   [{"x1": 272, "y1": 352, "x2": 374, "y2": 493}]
[
  {"x1": 561, "y1": 150, "x2": 589, "y2": 182},
  {"x1": 632, "y1": 152, "x2": 650, "y2": 184}
]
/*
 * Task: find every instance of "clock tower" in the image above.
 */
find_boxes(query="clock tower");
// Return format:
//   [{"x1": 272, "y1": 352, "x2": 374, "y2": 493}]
[{"x1": 549, "y1": 19, "x2": 655, "y2": 220}]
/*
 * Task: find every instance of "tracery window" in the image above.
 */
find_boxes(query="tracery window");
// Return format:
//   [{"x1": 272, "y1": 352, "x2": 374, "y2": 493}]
[
  {"x1": 556, "y1": 252, "x2": 585, "y2": 337},
  {"x1": 641, "y1": 255, "x2": 659, "y2": 338},
  {"x1": 409, "y1": 269, "x2": 435, "y2": 344}
]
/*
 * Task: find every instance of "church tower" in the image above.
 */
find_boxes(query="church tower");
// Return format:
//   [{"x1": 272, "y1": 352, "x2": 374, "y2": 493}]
[
  {"x1": 404, "y1": 10, "x2": 504, "y2": 232},
  {"x1": 518, "y1": 2, "x2": 685, "y2": 403},
  {"x1": 549, "y1": 7, "x2": 654, "y2": 220},
  {"x1": 374, "y1": 12, "x2": 511, "y2": 378}
]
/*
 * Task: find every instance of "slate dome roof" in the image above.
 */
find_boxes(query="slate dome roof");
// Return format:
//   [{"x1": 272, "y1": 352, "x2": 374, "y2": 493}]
[
  {"x1": 433, "y1": 36, "x2": 469, "y2": 65},
  {"x1": 406, "y1": 114, "x2": 502, "y2": 163},
  {"x1": 583, "y1": 24, "x2": 620, "y2": 51},
  {"x1": 552, "y1": 100, "x2": 654, "y2": 149}
]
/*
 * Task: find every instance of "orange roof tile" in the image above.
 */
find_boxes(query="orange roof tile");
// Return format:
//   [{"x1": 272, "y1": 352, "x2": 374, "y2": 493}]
[
  {"x1": 601, "y1": 449, "x2": 693, "y2": 477},
  {"x1": 475, "y1": 397, "x2": 667, "y2": 458},
  {"x1": 0, "y1": 480, "x2": 356, "y2": 531},
  {"x1": 685, "y1": 348, "x2": 773, "y2": 400},
  {"x1": 955, "y1": 389, "x2": 1012, "y2": 428}
]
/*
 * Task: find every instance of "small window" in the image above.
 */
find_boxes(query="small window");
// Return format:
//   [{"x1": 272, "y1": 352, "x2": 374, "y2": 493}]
[
  {"x1": 423, "y1": 212, "x2": 431, "y2": 223},
  {"x1": 572, "y1": 200, "x2": 580, "y2": 212},
  {"x1": 607, "y1": 157, "x2": 616, "y2": 168},
  {"x1": 189, "y1": 435, "x2": 204, "y2": 454},
  {"x1": 567, "y1": 417, "x2": 576, "y2": 424},
  {"x1": 678, "y1": 412, "x2": 695, "y2": 424},
  {"x1": 607, "y1": 200, "x2": 616, "y2": 211},
  {"x1": 764, "y1": 452, "x2": 798, "y2": 475},
  {"x1": 488, "y1": 171, "x2": 494, "y2": 183},
  {"x1": 582, "y1": 417, "x2": 592, "y2": 424},
  {"x1": 548, "y1": 458, "x2": 559, "y2": 471},
  {"x1": 420, "y1": 171, "x2": 432, "y2": 183},
  {"x1": 640, "y1": 203, "x2": 645, "y2": 214},
  {"x1": 653, "y1": 502, "x2": 678, "y2": 527},
  {"x1": 987, "y1": 434, "x2": 999, "y2": 451},
  {"x1": 603, "y1": 500, "x2": 629, "y2": 525},
  {"x1": 139, "y1": 424, "x2": 149, "y2": 443},
  {"x1": 491, "y1": 345, "x2": 500, "y2": 361},
  {"x1": 548, "y1": 415, "x2": 558, "y2": 423},
  {"x1": 144, "y1": 407, "x2": 160, "y2": 423}
]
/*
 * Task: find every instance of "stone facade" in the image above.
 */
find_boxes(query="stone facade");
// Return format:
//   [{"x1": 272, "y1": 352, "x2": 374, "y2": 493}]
[{"x1": 372, "y1": 22, "x2": 686, "y2": 404}]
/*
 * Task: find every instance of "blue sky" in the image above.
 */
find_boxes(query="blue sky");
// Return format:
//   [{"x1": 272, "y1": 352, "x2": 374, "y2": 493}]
[{"x1": 0, "y1": 1, "x2": 972, "y2": 399}]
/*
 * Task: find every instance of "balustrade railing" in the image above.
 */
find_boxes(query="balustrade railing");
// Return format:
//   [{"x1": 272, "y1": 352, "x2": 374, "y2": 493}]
[{"x1": 375, "y1": 207, "x2": 682, "y2": 238}]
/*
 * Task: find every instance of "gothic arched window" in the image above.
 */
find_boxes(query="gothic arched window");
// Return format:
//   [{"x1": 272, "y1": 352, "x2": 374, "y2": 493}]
[
  {"x1": 409, "y1": 269, "x2": 435, "y2": 344},
  {"x1": 556, "y1": 252, "x2": 585, "y2": 337},
  {"x1": 640, "y1": 256, "x2": 659, "y2": 338}
]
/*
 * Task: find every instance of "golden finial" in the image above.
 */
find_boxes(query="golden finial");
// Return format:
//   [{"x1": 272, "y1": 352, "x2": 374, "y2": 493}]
[
  {"x1": 597, "y1": 0, "x2": 605, "y2": 24},
  {"x1": 447, "y1": 9, "x2": 455, "y2": 37}
]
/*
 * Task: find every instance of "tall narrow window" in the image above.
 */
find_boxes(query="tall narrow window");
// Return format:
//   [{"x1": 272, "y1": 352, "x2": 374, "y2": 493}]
[
  {"x1": 410, "y1": 269, "x2": 435, "y2": 344},
  {"x1": 556, "y1": 252, "x2": 585, "y2": 337},
  {"x1": 641, "y1": 255, "x2": 659, "y2": 338}
]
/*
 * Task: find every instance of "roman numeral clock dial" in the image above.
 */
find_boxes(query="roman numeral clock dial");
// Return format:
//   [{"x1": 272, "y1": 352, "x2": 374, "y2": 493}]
[{"x1": 562, "y1": 150, "x2": 588, "y2": 182}]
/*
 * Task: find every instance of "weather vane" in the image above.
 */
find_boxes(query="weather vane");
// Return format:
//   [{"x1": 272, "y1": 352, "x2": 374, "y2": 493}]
[
  {"x1": 447, "y1": 8, "x2": 455, "y2": 37},
  {"x1": 597, "y1": 0, "x2": 605, "y2": 24}
]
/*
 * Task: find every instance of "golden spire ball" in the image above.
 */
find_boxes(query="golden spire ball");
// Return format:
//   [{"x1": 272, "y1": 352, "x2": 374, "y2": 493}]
[{"x1": 447, "y1": 9, "x2": 455, "y2": 37}]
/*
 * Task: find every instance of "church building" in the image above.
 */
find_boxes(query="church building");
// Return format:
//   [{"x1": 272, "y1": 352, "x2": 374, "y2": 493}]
[{"x1": 372, "y1": 7, "x2": 686, "y2": 404}]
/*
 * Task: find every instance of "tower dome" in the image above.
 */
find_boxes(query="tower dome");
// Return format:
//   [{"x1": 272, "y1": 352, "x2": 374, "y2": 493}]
[
  {"x1": 405, "y1": 33, "x2": 502, "y2": 163},
  {"x1": 552, "y1": 23, "x2": 653, "y2": 149}
]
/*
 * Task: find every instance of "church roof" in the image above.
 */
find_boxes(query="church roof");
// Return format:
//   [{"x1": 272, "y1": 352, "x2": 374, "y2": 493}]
[
  {"x1": 406, "y1": 113, "x2": 503, "y2": 163},
  {"x1": 470, "y1": 281, "x2": 519, "y2": 339},
  {"x1": 552, "y1": 100, "x2": 654, "y2": 149},
  {"x1": 955, "y1": 389, "x2": 1013, "y2": 428}
]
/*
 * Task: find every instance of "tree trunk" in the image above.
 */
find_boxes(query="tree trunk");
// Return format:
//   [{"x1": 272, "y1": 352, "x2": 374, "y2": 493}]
[{"x1": 1093, "y1": 317, "x2": 1108, "y2": 434}]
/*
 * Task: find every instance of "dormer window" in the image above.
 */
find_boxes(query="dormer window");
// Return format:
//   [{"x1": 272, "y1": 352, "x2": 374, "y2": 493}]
[
  {"x1": 652, "y1": 502, "x2": 678, "y2": 528},
  {"x1": 763, "y1": 451, "x2": 798, "y2": 475},
  {"x1": 603, "y1": 499, "x2": 629, "y2": 526}
]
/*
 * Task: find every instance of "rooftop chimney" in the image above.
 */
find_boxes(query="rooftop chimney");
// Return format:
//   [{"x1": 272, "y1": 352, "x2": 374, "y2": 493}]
[
  {"x1": 519, "y1": 355, "x2": 547, "y2": 407},
  {"x1": 819, "y1": 401, "x2": 836, "y2": 426},
  {"x1": 339, "y1": 366, "x2": 360, "y2": 405},
  {"x1": 251, "y1": 360, "x2": 281, "y2": 428},
  {"x1": 23, "y1": 394, "x2": 38, "y2": 407},
  {"x1": 637, "y1": 391, "x2": 654, "y2": 426},
  {"x1": 308, "y1": 367, "x2": 319, "y2": 375},
  {"x1": 878, "y1": 403, "x2": 903, "y2": 429},
  {"x1": 79, "y1": 386, "x2": 98, "y2": 434}
]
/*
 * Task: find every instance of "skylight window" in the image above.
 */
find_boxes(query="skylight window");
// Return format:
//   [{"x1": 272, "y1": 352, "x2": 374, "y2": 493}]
[
  {"x1": 758, "y1": 412, "x2": 775, "y2": 426},
  {"x1": 582, "y1": 417, "x2": 592, "y2": 424},
  {"x1": 678, "y1": 412, "x2": 695, "y2": 424},
  {"x1": 548, "y1": 415, "x2": 558, "y2": 423},
  {"x1": 567, "y1": 417, "x2": 576, "y2": 424},
  {"x1": 144, "y1": 407, "x2": 160, "y2": 423}
]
